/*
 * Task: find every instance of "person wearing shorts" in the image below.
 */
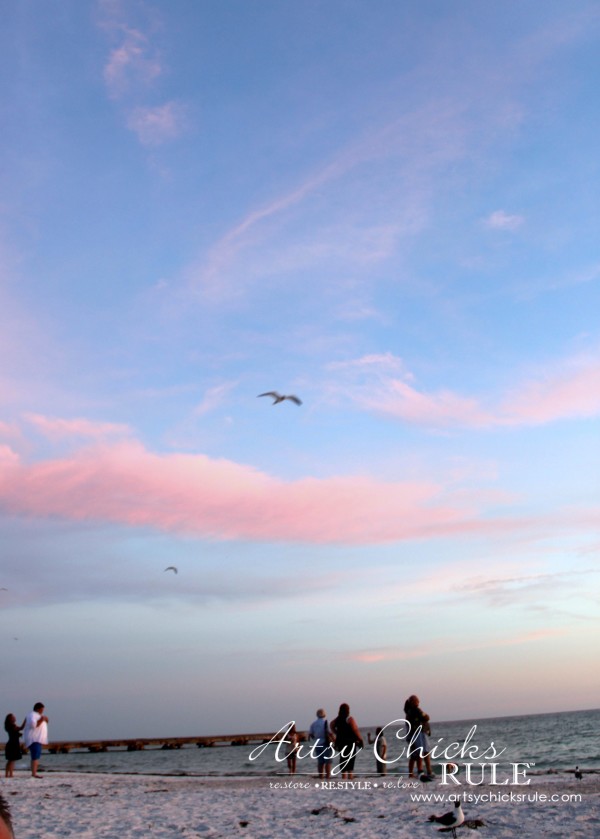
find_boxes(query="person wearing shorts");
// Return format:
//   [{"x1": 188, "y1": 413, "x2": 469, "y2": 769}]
[
  {"x1": 308, "y1": 709, "x2": 333, "y2": 779},
  {"x1": 22, "y1": 703, "x2": 48, "y2": 778}
]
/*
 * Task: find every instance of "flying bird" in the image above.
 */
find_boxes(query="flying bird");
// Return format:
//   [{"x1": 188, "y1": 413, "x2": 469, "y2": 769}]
[
  {"x1": 258, "y1": 391, "x2": 302, "y2": 405},
  {"x1": 428, "y1": 801, "x2": 464, "y2": 837},
  {"x1": 164, "y1": 566, "x2": 178, "y2": 574}
]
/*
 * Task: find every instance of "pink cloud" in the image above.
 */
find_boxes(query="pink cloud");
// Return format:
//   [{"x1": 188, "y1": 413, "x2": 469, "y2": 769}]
[
  {"x1": 338, "y1": 352, "x2": 600, "y2": 429},
  {"x1": 484, "y1": 209, "x2": 524, "y2": 230},
  {"x1": 500, "y1": 357, "x2": 600, "y2": 424},
  {"x1": 103, "y1": 26, "x2": 162, "y2": 99},
  {"x1": 126, "y1": 102, "x2": 186, "y2": 146},
  {"x1": 364, "y1": 379, "x2": 494, "y2": 428},
  {"x1": 0, "y1": 444, "x2": 20, "y2": 467},
  {"x1": 349, "y1": 627, "x2": 567, "y2": 663},
  {"x1": 0, "y1": 439, "x2": 492, "y2": 544},
  {"x1": 24, "y1": 413, "x2": 132, "y2": 440}
]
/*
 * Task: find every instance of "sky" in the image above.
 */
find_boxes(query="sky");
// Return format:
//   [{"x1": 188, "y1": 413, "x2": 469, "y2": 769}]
[{"x1": 0, "y1": 0, "x2": 599, "y2": 741}]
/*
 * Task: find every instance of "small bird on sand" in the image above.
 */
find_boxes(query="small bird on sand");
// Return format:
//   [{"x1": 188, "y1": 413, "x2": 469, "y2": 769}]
[
  {"x1": 164, "y1": 566, "x2": 178, "y2": 574},
  {"x1": 428, "y1": 800, "x2": 464, "y2": 836},
  {"x1": 258, "y1": 391, "x2": 302, "y2": 405},
  {"x1": 575, "y1": 766, "x2": 583, "y2": 780}
]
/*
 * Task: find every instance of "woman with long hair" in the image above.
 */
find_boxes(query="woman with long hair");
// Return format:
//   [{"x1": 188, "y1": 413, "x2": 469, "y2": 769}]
[
  {"x1": 330, "y1": 703, "x2": 364, "y2": 780},
  {"x1": 404, "y1": 695, "x2": 434, "y2": 779},
  {"x1": 4, "y1": 714, "x2": 23, "y2": 778}
]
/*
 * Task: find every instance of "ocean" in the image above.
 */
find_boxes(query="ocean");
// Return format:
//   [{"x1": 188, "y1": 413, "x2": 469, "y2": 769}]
[{"x1": 38, "y1": 708, "x2": 599, "y2": 777}]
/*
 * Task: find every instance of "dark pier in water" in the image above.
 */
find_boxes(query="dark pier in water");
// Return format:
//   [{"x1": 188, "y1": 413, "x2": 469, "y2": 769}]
[{"x1": 47, "y1": 730, "x2": 306, "y2": 754}]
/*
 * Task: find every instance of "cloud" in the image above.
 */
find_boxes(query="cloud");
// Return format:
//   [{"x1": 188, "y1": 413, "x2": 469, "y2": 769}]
[
  {"x1": 328, "y1": 353, "x2": 411, "y2": 378},
  {"x1": 0, "y1": 437, "x2": 502, "y2": 545},
  {"x1": 484, "y1": 210, "x2": 524, "y2": 230},
  {"x1": 365, "y1": 379, "x2": 493, "y2": 428},
  {"x1": 98, "y1": 4, "x2": 186, "y2": 149},
  {"x1": 194, "y1": 382, "x2": 238, "y2": 418},
  {"x1": 126, "y1": 102, "x2": 186, "y2": 146},
  {"x1": 332, "y1": 351, "x2": 600, "y2": 429},
  {"x1": 500, "y1": 356, "x2": 600, "y2": 424},
  {"x1": 348, "y1": 627, "x2": 568, "y2": 664},
  {"x1": 24, "y1": 413, "x2": 132, "y2": 440},
  {"x1": 187, "y1": 100, "x2": 465, "y2": 300},
  {"x1": 97, "y1": 0, "x2": 164, "y2": 102},
  {"x1": 456, "y1": 569, "x2": 599, "y2": 607},
  {"x1": 0, "y1": 444, "x2": 20, "y2": 467},
  {"x1": 102, "y1": 25, "x2": 162, "y2": 100}
]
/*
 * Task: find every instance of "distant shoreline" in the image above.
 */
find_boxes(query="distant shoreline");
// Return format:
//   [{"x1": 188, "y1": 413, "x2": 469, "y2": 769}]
[{"x1": 47, "y1": 706, "x2": 599, "y2": 746}]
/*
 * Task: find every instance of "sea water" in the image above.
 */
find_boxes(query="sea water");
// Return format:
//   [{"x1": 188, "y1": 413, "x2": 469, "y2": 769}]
[{"x1": 37, "y1": 708, "x2": 599, "y2": 777}]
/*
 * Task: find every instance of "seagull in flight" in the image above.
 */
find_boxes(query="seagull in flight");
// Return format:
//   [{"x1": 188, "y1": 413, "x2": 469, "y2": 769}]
[
  {"x1": 164, "y1": 566, "x2": 178, "y2": 574},
  {"x1": 258, "y1": 391, "x2": 302, "y2": 405},
  {"x1": 428, "y1": 801, "x2": 464, "y2": 836}
]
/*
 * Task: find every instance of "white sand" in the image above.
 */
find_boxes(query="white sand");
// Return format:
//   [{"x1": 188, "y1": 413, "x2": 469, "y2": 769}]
[{"x1": 2, "y1": 771, "x2": 598, "y2": 838}]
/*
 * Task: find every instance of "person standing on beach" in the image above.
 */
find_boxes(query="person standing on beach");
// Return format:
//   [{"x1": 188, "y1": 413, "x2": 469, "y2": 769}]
[
  {"x1": 22, "y1": 703, "x2": 48, "y2": 778},
  {"x1": 330, "y1": 703, "x2": 364, "y2": 780},
  {"x1": 404, "y1": 695, "x2": 434, "y2": 779},
  {"x1": 368, "y1": 726, "x2": 388, "y2": 775},
  {"x1": 4, "y1": 715, "x2": 24, "y2": 778},
  {"x1": 285, "y1": 724, "x2": 300, "y2": 774},
  {"x1": 308, "y1": 709, "x2": 333, "y2": 779}
]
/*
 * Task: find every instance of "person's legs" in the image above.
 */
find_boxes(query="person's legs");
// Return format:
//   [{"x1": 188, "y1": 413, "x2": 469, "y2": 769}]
[
  {"x1": 408, "y1": 746, "x2": 423, "y2": 777},
  {"x1": 29, "y1": 743, "x2": 42, "y2": 777}
]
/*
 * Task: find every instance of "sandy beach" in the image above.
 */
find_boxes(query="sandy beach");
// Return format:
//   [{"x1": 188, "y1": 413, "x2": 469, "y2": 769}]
[{"x1": 2, "y1": 771, "x2": 598, "y2": 838}]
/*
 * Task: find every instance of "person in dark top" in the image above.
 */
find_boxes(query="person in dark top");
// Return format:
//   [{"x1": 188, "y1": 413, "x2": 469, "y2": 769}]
[
  {"x1": 330, "y1": 703, "x2": 364, "y2": 780},
  {"x1": 4, "y1": 715, "x2": 23, "y2": 779}
]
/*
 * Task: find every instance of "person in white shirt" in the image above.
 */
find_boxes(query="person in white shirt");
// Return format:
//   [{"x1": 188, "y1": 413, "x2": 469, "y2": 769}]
[{"x1": 22, "y1": 703, "x2": 48, "y2": 778}]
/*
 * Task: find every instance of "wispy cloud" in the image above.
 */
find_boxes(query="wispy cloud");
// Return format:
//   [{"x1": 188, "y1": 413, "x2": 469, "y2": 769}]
[
  {"x1": 455, "y1": 569, "x2": 599, "y2": 607},
  {"x1": 500, "y1": 355, "x2": 600, "y2": 424},
  {"x1": 348, "y1": 627, "x2": 568, "y2": 664},
  {"x1": 98, "y1": 2, "x2": 185, "y2": 148},
  {"x1": 187, "y1": 100, "x2": 465, "y2": 300},
  {"x1": 194, "y1": 382, "x2": 238, "y2": 417},
  {"x1": 102, "y1": 25, "x2": 162, "y2": 100},
  {"x1": 484, "y1": 210, "x2": 524, "y2": 231},
  {"x1": 126, "y1": 102, "x2": 186, "y2": 146},
  {"x1": 24, "y1": 413, "x2": 132, "y2": 440},
  {"x1": 181, "y1": 8, "x2": 600, "y2": 311},
  {"x1": 330, "y1": 351, "x2": 600, "y2": 429}
]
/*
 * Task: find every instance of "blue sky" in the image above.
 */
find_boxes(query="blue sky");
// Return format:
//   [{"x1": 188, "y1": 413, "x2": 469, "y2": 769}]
[{"x1": 1, "y1": 0, "x2": 599, "y2": 740}]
